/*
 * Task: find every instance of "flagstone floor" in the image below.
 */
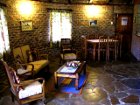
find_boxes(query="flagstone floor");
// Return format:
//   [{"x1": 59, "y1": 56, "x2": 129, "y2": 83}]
[
  {"x1": 1, "y1": 60, "x2": 140, "y2": 105},
  {"x1": 46, "y1": 62, "x2": 140, "y2": 105}
]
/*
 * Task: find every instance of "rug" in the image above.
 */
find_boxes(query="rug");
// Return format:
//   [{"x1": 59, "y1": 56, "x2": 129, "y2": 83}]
[{"x1": 58, "y1": 74, "x2": 88, "y2": 95}]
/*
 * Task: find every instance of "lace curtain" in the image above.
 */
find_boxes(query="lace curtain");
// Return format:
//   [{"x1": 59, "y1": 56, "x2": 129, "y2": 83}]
[
  {"x1": 0, "y1": 8, "x2": 10, "y2": 55},
  {"x1": 49, "y1": 10, "x2": 72, "y2": 47}
]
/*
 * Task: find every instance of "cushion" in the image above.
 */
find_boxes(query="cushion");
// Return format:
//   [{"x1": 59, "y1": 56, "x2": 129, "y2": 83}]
[
  {"x1": 18, "y1": 81, "x2": 42, "y2": 99},
  {"x1": 17, "y1": 68, "x2": 31, "y2": 75},
  {"x1": 27, "y1": 60, "x2": 49, "y2": 74},
  {"x1": 61, "y1": 53, "x2": 77, "y2": 60}
]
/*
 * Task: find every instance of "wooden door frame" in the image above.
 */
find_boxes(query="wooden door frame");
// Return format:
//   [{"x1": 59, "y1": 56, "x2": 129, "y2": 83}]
[
  {"x1": 115, "y1": 13, "x2": 134, "y2": 58},
  {"x1": 114, "y1": 13, "x2": 133, "y2": 34}
]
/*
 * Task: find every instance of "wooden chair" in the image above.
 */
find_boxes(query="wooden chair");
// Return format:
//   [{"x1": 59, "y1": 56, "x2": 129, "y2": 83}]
[
  {"x1": 2, "y1": 61, "x2": 46, "y2": 105},
  {"x1": 98, "y1": 35, "x2": 108, "y2": 62},
  {"x1": 60, "y1": 38, "x2": 77, "y2": 64},
  {"x1": 107, "y1": 35, "x2": 119, "y2": 61},
  {"x1": 116, "y1": 34, "x2": 123, "y2": 59},
  {"x1": 81, "y1": 35, "x2": 87, "y2": 60},
  {"x1": 13, "y1": 45, "x2": 49, "y2": 78},
  {"x1": 81, "y1": 35, "x2": 94, "y2": 60},
  {"x1": 86, "y1": 34, "x2": 99, "y2": 39},
  {"x1": 86, "y1": 34, "x2": 101, "y2": 60}
]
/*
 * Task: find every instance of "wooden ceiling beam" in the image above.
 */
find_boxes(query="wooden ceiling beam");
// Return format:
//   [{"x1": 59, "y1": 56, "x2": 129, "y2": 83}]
[
  {"x1": 30, "y1": 0, "x2": 133, "y2": 5},
  {"x1": 0, "y1": 2, "x2": 7, "y2": 7},
  {"x1": 68, "y1": 0, "x2": 72, "y2": 4}
]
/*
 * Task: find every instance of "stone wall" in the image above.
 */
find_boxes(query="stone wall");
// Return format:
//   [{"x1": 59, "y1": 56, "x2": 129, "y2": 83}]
[{"x1": 3, "y1": 0, "x2": 133, "y2": 57}]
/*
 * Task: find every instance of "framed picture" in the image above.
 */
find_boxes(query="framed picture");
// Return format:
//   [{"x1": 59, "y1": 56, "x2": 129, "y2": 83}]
[
  {"x1": 121, "y1": 17, "x2": 128, "y2": 26},
  {"x1": 21, "y1": 21, "x2": 33, "y2": 31},
  {"x1": 89, "y1": 20, "x2": 97, "y2": 27}
]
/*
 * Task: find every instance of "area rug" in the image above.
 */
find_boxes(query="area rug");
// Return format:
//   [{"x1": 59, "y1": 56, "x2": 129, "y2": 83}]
[{"x1": 58, "y1": 74, "x2": 88, "y2": 95}]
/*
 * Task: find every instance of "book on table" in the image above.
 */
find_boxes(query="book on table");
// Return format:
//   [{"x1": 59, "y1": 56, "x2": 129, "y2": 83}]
[{"x1": 60, "y1": 66, "x2": 78, "y2": 73}]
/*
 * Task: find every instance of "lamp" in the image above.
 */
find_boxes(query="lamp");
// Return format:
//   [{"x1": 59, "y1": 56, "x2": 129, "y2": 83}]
[
  {"x1": 17, "y1": 1, "x2": 34, "y2": 17},
  {"x1": 85, "y1": 5, "x2": 101, "y2": 18}
]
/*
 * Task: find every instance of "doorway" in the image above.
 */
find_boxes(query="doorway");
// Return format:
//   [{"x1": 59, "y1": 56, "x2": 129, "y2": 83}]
[{"x1": 115, "y1": 14, "x2": 133, "y2": 60}]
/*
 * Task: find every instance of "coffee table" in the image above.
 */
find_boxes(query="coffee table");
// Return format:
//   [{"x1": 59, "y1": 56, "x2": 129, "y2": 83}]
[{"x1": 54, "y1": 61, "x2": 86, "y2": 90}]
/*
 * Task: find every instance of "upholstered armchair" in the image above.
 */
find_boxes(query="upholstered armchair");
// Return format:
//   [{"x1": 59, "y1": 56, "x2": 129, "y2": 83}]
[
  {"x1": 2, "y1": 61, "x2": 46, "y2": 105},
  {"x1": 60, "y1": 38, "x2": 78, "y2": 64},
  {"x1": 13, "y1": 45, "x2": 49, "y2": 78}
]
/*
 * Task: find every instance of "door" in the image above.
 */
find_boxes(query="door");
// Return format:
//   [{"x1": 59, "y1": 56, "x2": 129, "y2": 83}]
[{"x1": 116, "y1": 14, "x2": 133, "y2": 56}]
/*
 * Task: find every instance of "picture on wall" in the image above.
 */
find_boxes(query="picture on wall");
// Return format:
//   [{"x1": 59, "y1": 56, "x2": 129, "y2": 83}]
[
  {"x1": 121, "y1": 17, "x2": 128, "y2": 26},
  {"x1": 89, "y1": 20, "x2": 97, "y2": 26},
  {"x1": 21, "y1": 21, "x2": 33, "y2": 31}
]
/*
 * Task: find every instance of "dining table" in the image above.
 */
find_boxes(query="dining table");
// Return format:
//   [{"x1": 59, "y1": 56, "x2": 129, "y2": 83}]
[{"x1": 85, "y1": 38, "x2": 119, "y2": 61}]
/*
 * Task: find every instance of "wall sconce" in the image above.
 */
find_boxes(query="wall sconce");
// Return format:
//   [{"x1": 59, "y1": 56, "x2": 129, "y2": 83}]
[
  {"x1": 85, "y1": 5, "x2": 101, "y2": 18},
  {"x1": 111, "y1": 21, "x2": 113, "y2": 25},
  {"x1": 17, "y1": 1, "x2": 34, "y2": 18}
]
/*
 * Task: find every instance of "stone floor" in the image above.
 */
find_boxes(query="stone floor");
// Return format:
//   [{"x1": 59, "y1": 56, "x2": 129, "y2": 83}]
[
  {"x1": 46, "y1": 62, "x2": 140, "y2": 105},
  {"x1": 1, "y1": 60, "x2": 140, "y2": 105}
]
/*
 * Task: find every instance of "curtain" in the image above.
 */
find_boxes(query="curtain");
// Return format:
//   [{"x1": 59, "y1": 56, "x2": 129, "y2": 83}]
[
  {"x1": 49, "y1": 10, "x2": 72, "y2": 47},
  {"x1": 0, "y1": 8, "x2": 10, "y2": 54}
]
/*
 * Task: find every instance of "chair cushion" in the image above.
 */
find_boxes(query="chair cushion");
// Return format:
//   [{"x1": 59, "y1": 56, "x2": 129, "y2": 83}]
[
  {"x1": 17, "y1": 68, "x2": 31, "y2": 75},
  {"x1": 27, "y1": 60, "x2": 49, "y2": 74},
  {"x1": 18, "y1": 81, "x2": 42, "y2": 99},
  {"x1": 61, "y1": 53, "x2": 77, "y2": 60}
]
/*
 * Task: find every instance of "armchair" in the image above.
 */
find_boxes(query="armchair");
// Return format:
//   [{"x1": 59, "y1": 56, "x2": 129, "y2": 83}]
[
  {"x1": 60, "y1": 38, "x2": 77, "y2": 64},
  {"x1": 2, "y1": 61, "x2": 46, "y2": 105},
  {"x1": 13, "y1": 45, "x2": 49, "y2": 78}
]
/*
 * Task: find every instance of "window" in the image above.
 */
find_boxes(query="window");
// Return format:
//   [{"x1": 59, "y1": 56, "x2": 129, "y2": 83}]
[
  {"x1": 49, "y1": 10, "x2": 72, "y2": 47},
  {"x1": 0, "y1": 8, "x2": 10, "y2": 54}
]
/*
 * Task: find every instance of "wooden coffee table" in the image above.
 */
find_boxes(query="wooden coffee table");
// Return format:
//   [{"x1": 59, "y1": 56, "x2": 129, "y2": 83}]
[{"x1": 54, "y1": 61, "x2": 86, "y2": 90}]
